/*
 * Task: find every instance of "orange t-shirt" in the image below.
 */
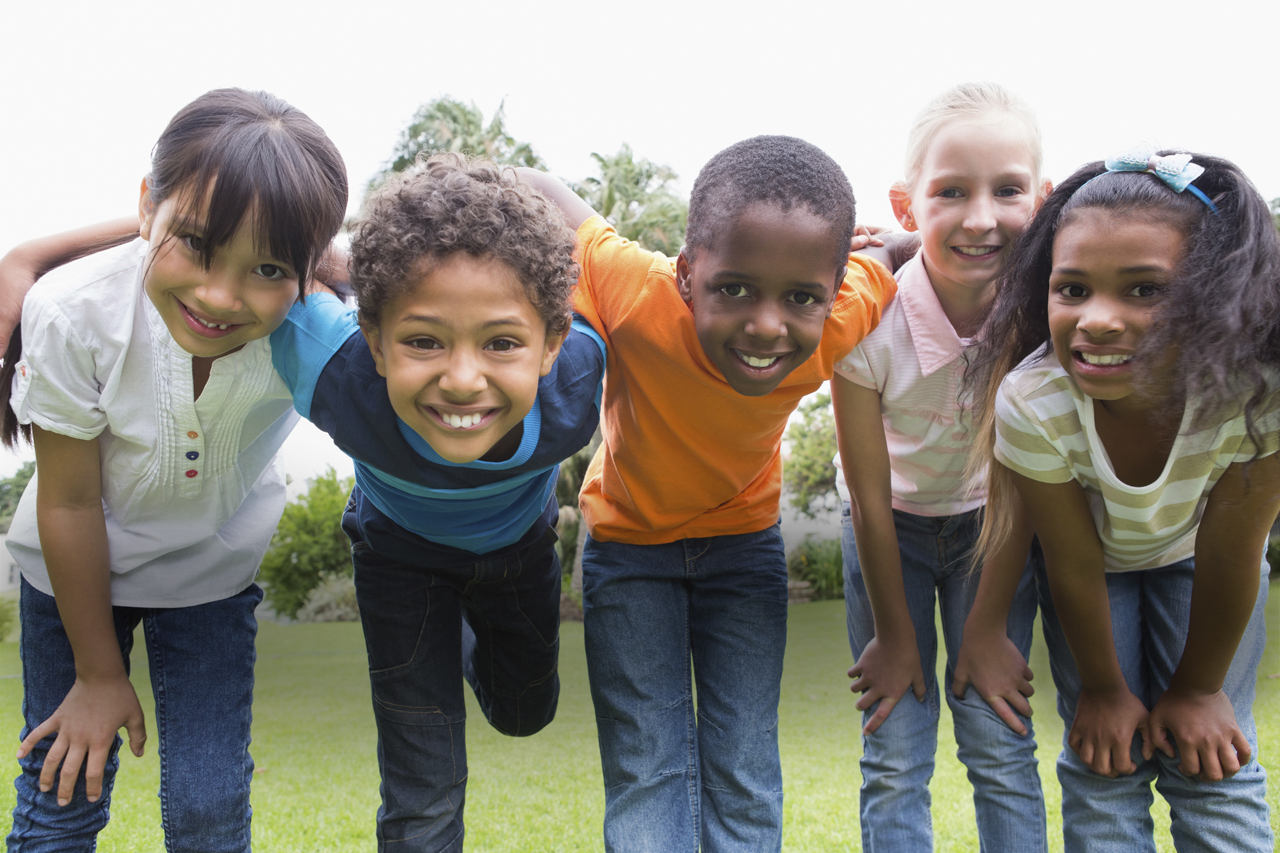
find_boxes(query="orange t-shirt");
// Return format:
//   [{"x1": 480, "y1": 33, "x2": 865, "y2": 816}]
[{"x1": 572, "y1": 216, "x2": 897, "y2": 544}]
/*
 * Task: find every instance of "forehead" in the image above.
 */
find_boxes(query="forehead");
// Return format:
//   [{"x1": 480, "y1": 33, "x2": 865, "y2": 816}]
[
  {"x1": 387, "y1": 254, "x2": 534, "y2": 321},
  {"x1": 696, "y1": 202, "x2": 843, "y2": 287},
  {"x1": 1052, "y1": 210, "x2": 1186, "y2": 272},
  {"x1": 918, "y1": 118, "x2": 1038, "y2": 184}
]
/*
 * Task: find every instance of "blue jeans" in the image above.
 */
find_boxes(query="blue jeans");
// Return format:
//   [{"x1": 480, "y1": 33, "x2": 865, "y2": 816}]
[
  {"x1": 582, "y1": 524, "x2": 789, "y2": 853},
  {"x1": 344, "y1": 492, "x2": 562, "y2": 853},
  {"x1": 1036, "y1": 558, "x2": 1272, "y2": 853},
  {"x1": 841, "y1": 504, "x2": 1046, "y2": 853},
  {"x1": 8, "y1": 578, "x2": 260, "y2": 853}
]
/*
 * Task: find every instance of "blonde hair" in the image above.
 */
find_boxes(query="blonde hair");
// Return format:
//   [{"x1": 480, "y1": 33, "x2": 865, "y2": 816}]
[{"x1": 901, "y1": 82, "x2": 1043, "y2": 195}]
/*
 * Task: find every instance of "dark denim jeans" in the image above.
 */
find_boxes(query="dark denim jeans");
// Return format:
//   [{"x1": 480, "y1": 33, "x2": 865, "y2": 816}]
[
  {"x1": 8, "y1": 578, "x2": 260, "y2": 853},
  {"x1": 344, "y1": 494, "x2": 562, "y2": 853},
  {"x1": 582, "y1": 524, "x2": 789, "y2": 853}
]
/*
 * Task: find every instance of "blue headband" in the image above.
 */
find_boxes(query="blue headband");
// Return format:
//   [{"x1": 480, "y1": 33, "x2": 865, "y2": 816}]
[{"x1": 1082, "y1": 145, "x2": 1219, "y2": 214}]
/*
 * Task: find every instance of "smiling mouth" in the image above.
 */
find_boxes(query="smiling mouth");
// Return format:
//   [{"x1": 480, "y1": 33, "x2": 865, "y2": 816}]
[
  {"x1": 1075, "y1": 351, "x2": 1133, "y2": 366},
  {"x1": 179, "y1": 300, "x2": 241, "y2": 335},
  {"x1": 732, "y1": 349, "x2": 786, "y2": 369},
  {"x1": 952, "y1": 246, "x2": 1000, "y2": 258},
  {"x1": 430, "y1": 407, "x2": 497, "y2": 430}
]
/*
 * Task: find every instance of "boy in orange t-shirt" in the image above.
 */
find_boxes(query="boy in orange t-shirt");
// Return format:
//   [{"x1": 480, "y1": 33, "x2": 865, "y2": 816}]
[{"x1": 522, "y1": 136, "x2": 896, "y2": 852}]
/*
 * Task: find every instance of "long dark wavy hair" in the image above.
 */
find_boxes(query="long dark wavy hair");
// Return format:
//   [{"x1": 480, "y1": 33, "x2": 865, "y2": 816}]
[{"x1": 965, "y1": 151, "x2": 1280, "y2": 561}]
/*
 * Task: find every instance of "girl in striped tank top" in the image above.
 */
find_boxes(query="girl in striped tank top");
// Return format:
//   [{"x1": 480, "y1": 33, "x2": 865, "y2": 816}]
[
  {"x1": 967, "y1": 149, "x2": 1280, "y2": 853},
  {"x1": 832, "y1": 83, "x2": 1053, "y2": 852}
]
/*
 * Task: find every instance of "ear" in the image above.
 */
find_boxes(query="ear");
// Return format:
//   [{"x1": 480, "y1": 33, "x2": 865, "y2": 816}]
[
  {"x1": 138, "y1": 178, "x2": 156, "y2": 241},
  {"x1": 826, "y1": 267, "x2": 844, "y2": 318},
  {"x1": 889, "y1": 183, "x2": 915, "y2": 231},
  {"x1": 360, "y1": 323, "x2": 388, "y2": 378},
  {"x1": 538, "y1": 327, "x2": 567, "y2": 377},
  {"x1": 1034, "y1": 179, "x2": 1054, "y2": 212},
  {"x1": 675, "y1": 250, "x2": 694, "y2": 307}
]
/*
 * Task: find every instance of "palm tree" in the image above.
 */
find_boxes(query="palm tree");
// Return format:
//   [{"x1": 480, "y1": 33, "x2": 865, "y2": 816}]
[
  {"x1": 367, "y1": 97, "x2": 545, "y2": 195},
  {"x1": 573, "y1": 145, "x2": 688, "y2": 256}
]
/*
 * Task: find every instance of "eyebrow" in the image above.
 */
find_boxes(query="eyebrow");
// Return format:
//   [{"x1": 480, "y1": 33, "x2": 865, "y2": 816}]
[
  {"x1": 711, "y1": 272, "x2": 831, "y2": 291},
  {"x1": 398, "y1": 314, "x2": 533, "y2": 329},
  {"x1": 1051, "y1": 265, "x2": 1173, "y2": 276}
]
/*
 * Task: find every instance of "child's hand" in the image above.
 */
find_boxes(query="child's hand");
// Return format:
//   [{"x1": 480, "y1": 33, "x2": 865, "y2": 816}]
[
  {"x1": 17, "y1": 674, "x2": 147, "y2": 806},
  {"x1": 849, "y1": 225, "x2": 887, "y2": 252},
  {"x1": 1148, "y1": 687, "x2": 1251, "y2": 781},
  {"x1": 952, "y1": 628, "x2": 1034, "y2": 735},
  {"x1": 1068, "y1": 686, "x2": 1151, "y2": 777},
  {"x1": 848, "y1": 635, "x2": 927, "y2": 735}
]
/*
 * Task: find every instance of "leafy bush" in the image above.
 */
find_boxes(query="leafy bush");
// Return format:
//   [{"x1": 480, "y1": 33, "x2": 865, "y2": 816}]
[
  {"x1": 787, "y1": 536, "x2": 844, "y2": 600},
  {"x1": 1268, "y1": 536, "x2": 1280, "y2": 575},
  {"x1": 0, "y1": 597, "x2": 16, "y2": 642},
  {"x1": 258, "y1": 468, "x2": 355, "y2": 619},
  {"x1": 295, "y1": 574, "x2": 359, "y2": 623},
  {"x1": 784, "y1": 394, "x2": 838, "y2": 519}
]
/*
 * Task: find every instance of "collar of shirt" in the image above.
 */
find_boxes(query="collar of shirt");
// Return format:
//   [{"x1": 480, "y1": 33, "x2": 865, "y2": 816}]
[{"x1": 895, "y1": 252, "x2": 965, "y2": 378}]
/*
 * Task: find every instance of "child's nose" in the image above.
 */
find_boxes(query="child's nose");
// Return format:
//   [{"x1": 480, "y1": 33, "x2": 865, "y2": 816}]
[
  {"x1": 963, "y1": 196, "x2": 997, "y2": 233},
  {"x1": 196, "y1": 271, "x2": 245, "y2": 313},
  {"x1": 439, "y1": 350, "x2": 486, "y2": 396},
  {"x1": 1078, "y1": 299, "x2": 1125, "y2": 336},
  {"x1": 745, "y1": 302, "x2": 787, "y2": 340}
]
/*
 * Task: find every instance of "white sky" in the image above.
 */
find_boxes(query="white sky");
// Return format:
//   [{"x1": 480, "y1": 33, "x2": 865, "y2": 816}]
[{"x1": 2, "y1": 0, "x2": 1277, "y2": 485}]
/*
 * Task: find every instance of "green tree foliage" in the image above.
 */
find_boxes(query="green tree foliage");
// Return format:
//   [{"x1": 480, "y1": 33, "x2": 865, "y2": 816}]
[
  {"x1": 784, "y1": 393, "x2": 838, "y2": 519},
  {"x1": 573, "y1": 145, "x2": 688, "y2": 256},
  {"x1": 787, "y1": 536, "x2": 844, "y2": 600},
  {"x1": 0, "y1": 461, "x2": 34, "y2": 534},
  {"x1": 369, "y1": 97, "x2": 545, "y2": 194},
  {"x1": 258, "y1": 468, "x2": 355, "y2": 619}
]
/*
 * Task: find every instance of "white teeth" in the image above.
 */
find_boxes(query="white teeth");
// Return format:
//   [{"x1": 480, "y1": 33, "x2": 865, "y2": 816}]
[
  {"x1": 954, "y1": 246, "x2": 996, "y2": 256},
  {"x1": 192, "y1": 312, "x2": 230, "y2": 330},
  {"x1": 1080, "y1": 352, "x2": 1133, "y2": 366},
  {"x1": 443, "y1": 412, "x2": 483, "y2": 429},
  {"x1": 740, "y1": 353, "x2": 781, "y2": 368}
]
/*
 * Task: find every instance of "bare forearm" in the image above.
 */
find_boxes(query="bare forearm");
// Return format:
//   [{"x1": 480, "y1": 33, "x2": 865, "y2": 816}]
[
  {"x1": 965, "y1": 506, "x2": 1034, "y2": 637},
  {"x1": 39, "y1": 504, "x2": 121, "y2": 679},
  {"x1": 3, "y1": 217, "x2": 139, "y2": 278},
  {"x1": 516, "y1": 168, "x2": 595, "y2": 231}
]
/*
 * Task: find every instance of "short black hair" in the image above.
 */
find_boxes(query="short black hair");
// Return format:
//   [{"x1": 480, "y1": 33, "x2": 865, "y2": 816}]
[{"x1": 685, "y1": 135, "x2": 855, "y2": 268}]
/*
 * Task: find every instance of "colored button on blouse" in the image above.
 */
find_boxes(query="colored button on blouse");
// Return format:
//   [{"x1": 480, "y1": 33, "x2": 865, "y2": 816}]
[
  {"x1": 187, "y1": 430, "x2": 199, "y2": 439},
  {"x1": 186, "y1": 451, "x2": 199, "y2": 461},
  {"x1": 185, "y1": 470, "x2": 199, "y2": 478}
]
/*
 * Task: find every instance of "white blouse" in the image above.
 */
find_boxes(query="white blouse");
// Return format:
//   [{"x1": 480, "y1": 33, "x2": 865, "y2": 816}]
[{"x1": 7, "y1": 240, "x2": 297, "y2": 607}]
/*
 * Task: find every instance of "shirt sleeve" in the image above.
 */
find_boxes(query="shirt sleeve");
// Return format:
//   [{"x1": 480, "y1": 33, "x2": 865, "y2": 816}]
[
  {"x1": 10, "y1": 289, "x2": 106, "y2": 440},
  {"x1": 992, "y1": 378, "x2": 1076, "y2": 484},
  {"x1": 815, "y1": 255, "x2": 898, "y2": 369},
  {"x1": 269, "y1": 294, "x2": 360, "y2": 421},
  {"x1": 571, "y1": 216, "x2": 665, "y2": 344},
  {"x1": 834, "y1": 343, "x2": 877, "y2": 390}
]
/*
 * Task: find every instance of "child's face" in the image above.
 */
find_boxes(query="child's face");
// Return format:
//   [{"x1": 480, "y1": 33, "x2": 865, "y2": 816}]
[
  {"x1": 896, "y1": 118, "x2": 1045, "y2": 299},
  {"x1": 139, "y1": 181, "x2": 300, "y2": 359},
  {"x1": 1048, "y1": 209, "x2": 1184, "y2": 412},
  {"x1": 361, "y1": 255, "x2": 564, "y2": 464},
  {"x1": 676, "y1": 203, "x2": 843, "y2": 397}
]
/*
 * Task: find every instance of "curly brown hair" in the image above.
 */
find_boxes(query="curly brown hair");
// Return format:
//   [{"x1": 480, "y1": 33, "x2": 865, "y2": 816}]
[{"x1": 349, "y1": 153, "x2": 578, "y2": 334}]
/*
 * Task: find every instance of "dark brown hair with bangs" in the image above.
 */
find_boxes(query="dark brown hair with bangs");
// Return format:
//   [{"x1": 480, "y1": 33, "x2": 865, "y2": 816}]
[
  {"x1": 2, "y1": 88, "x2": 348, "y2": 447},
  {"x1": 146, "y1": 88, "x2": 348, "y2": 291}
]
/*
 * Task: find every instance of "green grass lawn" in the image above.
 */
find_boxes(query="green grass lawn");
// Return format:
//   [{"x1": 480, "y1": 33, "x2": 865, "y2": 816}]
[{"x1": 2, "y1": 586, "x2": 1278, "y2": 851}]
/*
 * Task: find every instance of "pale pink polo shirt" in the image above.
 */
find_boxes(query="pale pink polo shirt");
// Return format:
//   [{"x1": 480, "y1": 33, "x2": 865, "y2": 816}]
[{"x1": 832, "y1": 252, "x2": 985, "y2": 516}]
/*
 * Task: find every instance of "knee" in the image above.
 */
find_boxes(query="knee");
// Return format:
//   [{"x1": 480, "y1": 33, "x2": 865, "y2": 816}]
[{"x1": 486, "y1": 680, "x2": 559, "y2": 737}]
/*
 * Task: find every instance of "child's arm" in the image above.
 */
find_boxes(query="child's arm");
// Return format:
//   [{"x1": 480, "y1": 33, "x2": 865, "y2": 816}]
[
  {"x1": 1147, "y1": 453, "x2": 1280, "y2": 781},
  {"x1": 516, "y1": 169, "x2": 596, "y2": 231},
  {"x1": 17, "y1": 426, "x2": 147, "y2": 806},
  {"x1": 832, "y1": 374, "x2": 926, "y2": 734},
  {"x1": 1010, "y1": 466, "x2": 1152, "y2": 777},
  {"x1": 0, "y1": 218, "x2": 139, "y2": 352},
  {"x1": 951, "y1": 497, "x2": 1036, "y2": 735}
]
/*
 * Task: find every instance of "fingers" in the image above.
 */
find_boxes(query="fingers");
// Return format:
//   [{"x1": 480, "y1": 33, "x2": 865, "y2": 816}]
[
  {"x1": 950, "y1": 671, "x2": 968, "y2": 699},
  {"x1": 1231, "y1": 730, "x2": 1252, "y2": 770},
  {"x1": 987, "y1": 696, "x2": 1029, "y2": 737},
  {"x1": 126, "y1": 715, "x2": 147, "y2": 758},
  {"x1": 16, "y1": 717, "x2": 58, "y2": 760},
  {"x1": 861, "y1": 694, "x2": 899, "y2": 735},
  {"x1": 83, "y1": 747, "x2": 108, "y2": 803},
  {"x1": 56, "y1": 743, "x2": 87, "y2": 807},
  {"x1": 910, "y1": 671, "x2": 927, "y2": 702}
]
